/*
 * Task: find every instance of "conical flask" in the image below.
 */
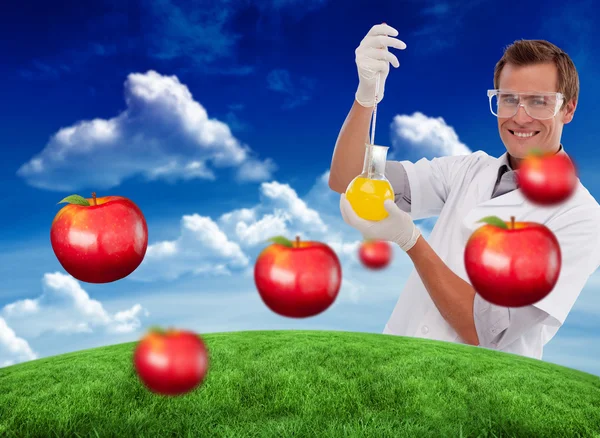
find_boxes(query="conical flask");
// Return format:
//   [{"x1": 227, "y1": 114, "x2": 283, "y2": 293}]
[{"x1": 345, "y1": 143, "x2": 394, "y2": 221}]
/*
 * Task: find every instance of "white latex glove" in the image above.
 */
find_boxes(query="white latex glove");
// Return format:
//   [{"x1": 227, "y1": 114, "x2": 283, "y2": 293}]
[
  {"x1": 340, "y1": 193, "x2": 421, "y2": 252},
  {"x1": 355, "y1": 23, "x2": 407, "y2": 107}
]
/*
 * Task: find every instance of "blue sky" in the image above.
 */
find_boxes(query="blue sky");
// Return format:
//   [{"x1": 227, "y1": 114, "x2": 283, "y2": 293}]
[{"x1": 1, "y1": 0, "x2": 600, "y2": 377}]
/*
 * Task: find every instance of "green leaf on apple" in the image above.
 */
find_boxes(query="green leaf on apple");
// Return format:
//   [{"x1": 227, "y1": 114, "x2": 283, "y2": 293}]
[
  {"x1": 147, "y1": 325, "x2": 166, "y2": 335},
  {"x1": 527, "y1": 148, "x2": 545, "y2": 157},
  {"x1": 477, "y1": 216, "x2": 508, "y2": 229},
  {"x1": 57, "y1": 194, "x2": 91, "y2": 206},
  {"x1": 266, "y1": 236, "x2": 294, "y2": 247}
]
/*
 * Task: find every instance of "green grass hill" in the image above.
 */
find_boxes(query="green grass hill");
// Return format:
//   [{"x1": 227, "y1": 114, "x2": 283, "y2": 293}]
[{"x1": 1, "y1": 330, "x2": 599, "y2": 437}]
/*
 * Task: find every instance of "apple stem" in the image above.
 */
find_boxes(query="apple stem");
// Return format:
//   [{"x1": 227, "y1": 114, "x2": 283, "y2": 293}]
[
  {"x1": 511, "y1": 216, "x2": 515, "y2": 229},
  {"x1": 296, "y1": 235, "x2": 300, "y2": 247},
  {"x1": 92, "y1": 192, "x2": 97, "y2": 206}
]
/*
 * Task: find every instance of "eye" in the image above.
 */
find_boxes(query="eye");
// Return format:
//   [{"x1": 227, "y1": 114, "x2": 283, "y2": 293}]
[{"x1": 501, "y1": 96, "x2": 518, "y2": 104}]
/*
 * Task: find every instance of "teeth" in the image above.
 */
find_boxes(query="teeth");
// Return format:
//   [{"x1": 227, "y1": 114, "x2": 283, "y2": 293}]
[{"x1": 512, "y1": 131, "x2": 536, "y2": 138}]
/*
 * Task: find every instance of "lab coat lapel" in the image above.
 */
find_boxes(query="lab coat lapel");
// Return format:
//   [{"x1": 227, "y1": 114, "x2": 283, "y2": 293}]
[
  {"x1": 462, "y1": 160, "x2": 528, "y2": 236},
  {"x1": 476, "y1": 178, "x2": 526, "y2": 207},
  {"x1": 474, "y1": 153, "x2": 526, "y2": 207},
  {"x1": 462, "y1": 145, "x2": 569, "y2": 242},
  {"x1": 474, "y1": 144, "x2": 570, "y2": 208}
]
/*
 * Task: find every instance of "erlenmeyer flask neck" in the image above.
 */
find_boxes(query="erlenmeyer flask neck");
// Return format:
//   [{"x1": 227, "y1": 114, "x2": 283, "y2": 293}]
[{"x1": 362, "y1": 143, "x2": 389, "y2": 179}]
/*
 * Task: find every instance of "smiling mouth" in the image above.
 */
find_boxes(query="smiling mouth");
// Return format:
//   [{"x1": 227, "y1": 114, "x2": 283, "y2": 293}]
[{"x1": 509, "y1": 130, "x2": 540, "y2": 139}]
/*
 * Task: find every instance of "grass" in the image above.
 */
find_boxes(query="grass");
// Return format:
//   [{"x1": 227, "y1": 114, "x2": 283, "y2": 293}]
[{"x1": 1, "y1": 330, "x2": 599, "y2": 437}]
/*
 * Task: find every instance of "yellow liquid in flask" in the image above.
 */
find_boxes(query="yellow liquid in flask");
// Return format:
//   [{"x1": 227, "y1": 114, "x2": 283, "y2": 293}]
[{"x1": 346, "y1": 177, "x2": 394, "y2": 221}]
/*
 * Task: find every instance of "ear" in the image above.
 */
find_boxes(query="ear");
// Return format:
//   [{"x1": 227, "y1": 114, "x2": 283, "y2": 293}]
[{"x1": 562, "y1": 98, "x2": 577, "y2": 124}]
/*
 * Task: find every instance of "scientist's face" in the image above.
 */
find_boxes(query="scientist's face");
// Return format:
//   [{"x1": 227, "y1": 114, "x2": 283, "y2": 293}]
[{"x1": 496, "y1": 62, "x2": 576, "y2": 168}]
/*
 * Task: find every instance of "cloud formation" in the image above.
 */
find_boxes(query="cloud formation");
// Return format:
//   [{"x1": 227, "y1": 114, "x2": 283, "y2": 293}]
[
  {"x1": 0, "y1": 318, "x2": 38, "y2": 367},
  {"x1": 389, "y1": 111, "x2": 472, "y2": 160},
  {"x1": 131, "y1": 214, "x2": 250, "y2": 282},
  {"x1": 1, "y1": 272, "x2": 148, "y2": 340},
  {"x1": 17, "y1": 71, "x2": 276, "y2": 191},
  {"x1": 131, "y1": 180, "x2": 328, "y2": 282}
]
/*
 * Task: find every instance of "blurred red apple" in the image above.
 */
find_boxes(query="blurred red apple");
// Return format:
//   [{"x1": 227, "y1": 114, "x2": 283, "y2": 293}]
[
  {"x1": 50, "y1": 192, "x2": 148, "y2": 283},
  {"x1": 518, "y1": 149, "x2": 577, "y2": 205},
  {"x1": 254, "y1": 235, "x2": 342, "y2": 318},
  {"x1": 133, "y1": 327, "x2": 208, "y2": 396},
  {"x1": 464, "y1": 215, "x2": 561, "y2": 307},
  {"x1": 359, "y1": 239, "x2": 392, "y2": 269}
]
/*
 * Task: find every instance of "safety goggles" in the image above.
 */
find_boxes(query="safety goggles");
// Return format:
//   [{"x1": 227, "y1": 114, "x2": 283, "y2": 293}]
[{"x1": 487, "y1": 89, "x2": 565, "y2": 120}]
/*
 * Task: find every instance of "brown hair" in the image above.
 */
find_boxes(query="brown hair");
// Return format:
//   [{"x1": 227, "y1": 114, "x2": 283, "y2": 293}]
[{"x1": 493, "y1": 39, "x2": 579, "y2": 109}]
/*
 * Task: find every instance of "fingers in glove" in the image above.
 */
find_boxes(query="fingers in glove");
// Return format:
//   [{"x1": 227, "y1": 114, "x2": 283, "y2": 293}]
[
  {"x1": 364, "y1": 34, "x2": 406, "y2": 52},
  {"x1": 361, "y1": 47, "x2": 400, "y2": 68},
  {"x1": 383, "y1": 199, "x2": 405, "y2": 219},
  {"x1": 383, "y1": 199, "x2": 397, "y2": 212},
  {"x1": 366, "y1": 23, "x2": 399, "y2": 38},
  {"x1": 341, "y1": 194, "x2": 369, "y2": 228},
  {"x1": 340, "y1": 194, "x2": 381, "y2": 237},
  {"x1": 339, "y1": 194, "x2": 353, "y2": 225}
]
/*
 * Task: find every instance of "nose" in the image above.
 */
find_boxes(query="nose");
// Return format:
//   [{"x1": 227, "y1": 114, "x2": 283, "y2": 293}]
[{"x1": 512, "y1": 104, "x2": 534, "y2": 124}]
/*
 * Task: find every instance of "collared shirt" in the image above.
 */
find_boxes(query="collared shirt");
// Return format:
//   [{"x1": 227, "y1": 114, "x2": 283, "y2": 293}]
[
  {"x1": 491, "y1": 144, "x2": 564, "y2": 198},
  {"x1": 390, "y1": 144, "x2": 565, "y2": 351}
]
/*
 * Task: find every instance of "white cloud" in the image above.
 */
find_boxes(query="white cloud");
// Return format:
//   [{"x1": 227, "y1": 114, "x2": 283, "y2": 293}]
[
  {"x1": 17, "y1": 70, "x2": 276, "y2": 191},
  {"x1": 327, "y1": 239, "x2": 362, "y2": 259},
  {"x1": 238, "y1": 159, "x2": 278, "y2": 182},
  {"x1": 129, "y1": 180, "x2": 329, "y2": 282},
  {"x1": 389, "y1": 111, "x2": 472, "y2": 159},
  {"x1": 3, "y1": 298, "x2": 39, "y2": 316},
  {"x1": 112, "y1": 304, "x2": 148, "y2": 334},
  {"x1": 338, "y1": 277, "x2": 365, "y2": 304},
  {"x1": 0, "y1": 317, "x2": 38, "y2": 367},
  {"x1": 263, "y1": 182, "x2": 327, "y2": 229},
  {"x1": 1, "y1": 272, "x2": 149, "y2": 342},
  {"x1": 219, "y1": 181, "x2": 328, "y2": 247},
  {"x1": 128, "y1": 213, "x2": 250, "y2": 281},
  {"x1": 130, "y1": 214, "x2": 249, "y2": 282},
  {"x1": 235, "y1": 213, "x2": 289, "y2": 246}
]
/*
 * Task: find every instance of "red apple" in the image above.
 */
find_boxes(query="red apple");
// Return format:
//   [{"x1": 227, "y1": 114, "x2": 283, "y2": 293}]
[
  {"x1": 50, "y1": 192, "x2": 148, "y2": 283},
  {"x1": 517, "y1": 149, "x2": 577, "y2": 205},
  {"x1": 359, "y1": 239, "x2": 392, "y2": 270},
  {"x1": 464, "y1": 215, "x2": 561, "y2": 307},
  {"x1": 133, "y1": 327, "x2": 209, "y2": 396},
  {"x1": 254, "y1": 235, "x2": 342, "y2": 318}
]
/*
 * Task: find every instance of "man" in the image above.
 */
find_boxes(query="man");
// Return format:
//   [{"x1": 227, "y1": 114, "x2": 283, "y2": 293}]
[{"x1": 328, "y1": 23, "x2": 600, "y2": 359}]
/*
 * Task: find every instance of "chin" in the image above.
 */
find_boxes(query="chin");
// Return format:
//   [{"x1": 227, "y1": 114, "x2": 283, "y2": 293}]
[{"x1": 501, "y1": 138, "x2": 527, "y2": 158}]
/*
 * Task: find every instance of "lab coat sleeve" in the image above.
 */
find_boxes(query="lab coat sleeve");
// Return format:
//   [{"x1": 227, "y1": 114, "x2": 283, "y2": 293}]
[
  {"x1": 385, "y1": 153, "x2": 480, "y2": 221},
  {"x1": 532, "y1": 204, "x2": 600, "y2": 328},
  {"x1": 473, "y1": 294, "x2": 510, "y2": 348},
  {"x1": 384, "y1": 161, "x2": 412, "y2": 213},
  {"x1": 473, "y1": 294, "x2": 549, "y2": 350}
]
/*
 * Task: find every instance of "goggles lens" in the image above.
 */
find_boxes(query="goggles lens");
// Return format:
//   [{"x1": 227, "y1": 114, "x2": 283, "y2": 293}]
[{"x1": 489, "y1": 91, "x2": 562, "y2": 120}]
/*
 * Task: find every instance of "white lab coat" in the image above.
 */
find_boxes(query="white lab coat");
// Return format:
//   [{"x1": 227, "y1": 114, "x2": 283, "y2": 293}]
[{"x1": 382, "y1": 149, "x2": 600, "y2": 359}]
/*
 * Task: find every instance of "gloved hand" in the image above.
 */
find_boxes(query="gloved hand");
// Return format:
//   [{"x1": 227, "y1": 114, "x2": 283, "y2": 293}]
[
  {"x1": 339, "y1": 193, "x2": 421, "y2": 252},
  {"x1": 355, "y1": 23, "x2": 406, "y2": 107}
]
